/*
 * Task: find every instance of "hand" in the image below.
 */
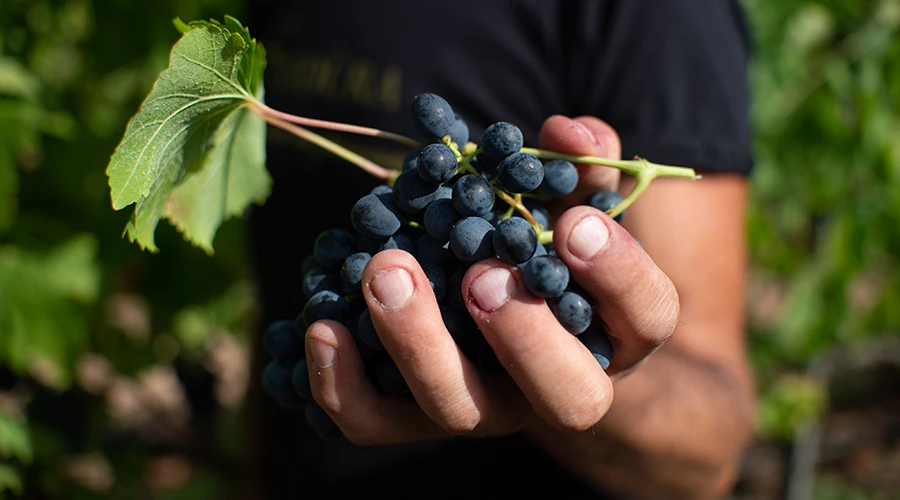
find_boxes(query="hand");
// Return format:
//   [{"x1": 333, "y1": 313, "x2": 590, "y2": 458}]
[{"x1": 303, "y1": 116, "x2": 680, "y2": 445}]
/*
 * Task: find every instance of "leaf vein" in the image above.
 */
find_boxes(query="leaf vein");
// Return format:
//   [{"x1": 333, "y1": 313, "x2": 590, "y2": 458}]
[{"x1": 116, "y1": 94, "x2": 247, "y2": 206}]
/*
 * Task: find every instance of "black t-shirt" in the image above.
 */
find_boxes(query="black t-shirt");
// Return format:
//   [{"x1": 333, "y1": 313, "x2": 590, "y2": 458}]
[{"x1": 244, "y1": 1, "x2": 753, "y2": 498}]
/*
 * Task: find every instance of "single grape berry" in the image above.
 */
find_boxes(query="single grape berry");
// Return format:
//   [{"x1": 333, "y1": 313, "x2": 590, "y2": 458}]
[
  {"x1": 480, "y1": 122, "x2": 523, "y2": 161},
  {"x1": 264, "y1": 320, "x2": 303, "y2": 361},
  {"x1": 302, "y1": 290, "x2": 350, "y2": 327},
  {"x1": 493, "y1": 217, "x2": 537, "y2": 264},
  {"x1": 548, "y1": 289, "x2": 593, "y2": 335},
  {"x1": 497, "y1": 152, "x2": 544, "y2": 194},
  {"x1": 263, "y1": 359, "x2": 304, "y2": 410},
  {"x1": 351, "y1": 192, "x2": 403, "y2": 238},
  {"x1": 525, "y1": 200, "x2": 550, "y2": 230},
  {"x1": 423, "y1": 198, "x2": 462, "y2": 243},
  {"x1": 450, "y1": 113, "x2": 469, "y2": 149},
  {"x1": 538, "y1": 159, "x2": 578, "y2": 197},
  {"x1": 371, "y1": 184, "x2": 393, "y2": 195},
  {"x1": 302, "y1": 266, "x2": 341, "y2": 298},
  {"x1": 313, "y1": 229, "x2": 357, "y2": 269},
  {"x1": 380, "y1": 231, "x2": 416, "y2": 254},
  {"x1": 580, "y1": 327, "x2": 614, "y2": 369},
  {"x1": 587, "y1": 189, "x2": 625, "y2": 223},
  {"x1": 523, "y1": 254, "x2": 569, "y2": 298},
  {"x1": 340, "y1": 252, "x2": 372, "y2": 296},
  {"x1": 392, "y1": 168, "x2": 442, "y2": 213},
  {"x1": 422, "y1": 262, "x2": 447, "y2": 301},
  {"x1": 417, "y1": 143, "x2": 458, "y2": 184},
  {"x1": 357, "y1": 308, "x2": 384, "y2": 351},
  {"x1": 411, "y1": 93, "x2": 455, "y2": 142},
  {"x1": 451, "y1": 174, "x2": 495, "y2": 217},
  {"x1": 449, "y1": 216, "x2": 496, "y2": 263}
]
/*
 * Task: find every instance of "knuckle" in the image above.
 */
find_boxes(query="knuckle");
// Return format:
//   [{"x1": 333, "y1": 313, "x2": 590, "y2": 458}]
[{"x1": 635, "y1": 275, "x2": 680, "y2": 346}]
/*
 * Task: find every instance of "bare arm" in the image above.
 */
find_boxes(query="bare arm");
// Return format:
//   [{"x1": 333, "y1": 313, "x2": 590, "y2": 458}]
[{"x1": 527, "y1": 175, "x2": 756, "y2": 499}]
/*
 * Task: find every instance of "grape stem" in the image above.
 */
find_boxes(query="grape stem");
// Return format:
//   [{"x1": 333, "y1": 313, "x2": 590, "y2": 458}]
[
  {"x1": 251, "y1": 106, "x2": 396, "y2": 180},
  {"x1": 248, "y1": 99, "x2": 700, "y2": 223},
  {"x1": 493, "y1": 188, "x2": 538, "y2": 227},
  {"x1": 520, "y1": 147, "x2": 697, "y2": 221},
  {"x1": 251, "y1": 100, "x2": 423, "y2": 149}
]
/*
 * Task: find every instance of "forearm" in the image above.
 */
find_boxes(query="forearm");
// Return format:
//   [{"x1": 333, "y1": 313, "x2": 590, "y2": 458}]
[{"x1": 525, "y1": 342, "x2": 756, "y2": 499}]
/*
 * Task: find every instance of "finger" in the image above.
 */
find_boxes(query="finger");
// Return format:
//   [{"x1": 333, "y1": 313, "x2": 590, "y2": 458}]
[
  {"x1": 537, "y1": 115, "x2": 622, "y2": 208},
  {"x1": 362, "y1": 249, "x2": 525, "y2": 436},
  {"x1": 462, "y1": 259, "x2": 614, "y2": 432},
  {"x1": 553, "y1": 205, "x2": 680, "y2": 374},
  {"x1": 305, "y1": 320, "x2": 447, "y2": 445}
]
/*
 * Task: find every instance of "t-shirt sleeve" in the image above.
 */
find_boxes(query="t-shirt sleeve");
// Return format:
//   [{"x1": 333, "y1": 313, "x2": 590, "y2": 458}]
[{"x1": 575, "y1": 0, "x2": 754, "y2": 175}]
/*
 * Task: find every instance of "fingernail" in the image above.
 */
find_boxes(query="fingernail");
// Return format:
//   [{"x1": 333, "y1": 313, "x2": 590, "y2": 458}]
[
  {"x1": 568, "y1": 216, "x2": 610, "y2": 261},
  {"x1": 572, "y1": 121, "x2": 607, "y2": 157},
  {"x1": 308, "y1": 337, "x2": 337, "y2": 369},
  {"x1": 469, "y1": 267, "x2": 516, "y2": 313},
  {"x1": 370, "y1": 268, "x2": 414, "y2": 309}
]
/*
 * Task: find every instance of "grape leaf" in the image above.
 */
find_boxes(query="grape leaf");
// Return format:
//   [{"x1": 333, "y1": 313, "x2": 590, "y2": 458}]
[
  {"x1": 0, "y1": 464, "x2": 23, "y2": 496},
  {"x1": 106, "y1": 16, "x2": 270, "y2": 252},
  {"x1": 0, "y1": 412, "x2": 33, "y2": 465},
  {"x1": 0, "y1": 235, "x2": 100, "y2": 390}
]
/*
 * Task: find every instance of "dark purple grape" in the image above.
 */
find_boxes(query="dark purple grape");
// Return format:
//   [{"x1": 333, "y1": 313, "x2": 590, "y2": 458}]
[
  {"x1": 480, "y1": 121, "x2": 523, "y2": 161},
  {"x1": 449, "y1": 216, "x2": 496, "y2": 263},
  {"x1": 417, "y1": 143, "x2": 458, "y2": 184},
  {"x1": 522, "y1": 254, "x2": 569, "y2": 298},
  {"x1": 497, "y1": 152, "x2": 544, "y2": 194},
  {"x1": 493, "y1": 217, "x2": 537, "y2": 265}
]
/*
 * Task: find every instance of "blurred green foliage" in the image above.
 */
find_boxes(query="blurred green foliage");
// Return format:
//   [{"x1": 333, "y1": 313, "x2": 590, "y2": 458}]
[
  {"x1": 744, "y1": 0, "x2": 900, "y2": 443},
  {"x1": 0, "y1": 0, "x2": 252, "y2": 497},
  {"x1": 0, "y1": 0, "x2": 899, "y2": 497}
]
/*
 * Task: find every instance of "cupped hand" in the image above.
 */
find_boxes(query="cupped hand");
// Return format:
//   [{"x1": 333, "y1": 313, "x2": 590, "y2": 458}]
[{"x1": 303, "y1": 115, "x2": 679, "y2": 445}]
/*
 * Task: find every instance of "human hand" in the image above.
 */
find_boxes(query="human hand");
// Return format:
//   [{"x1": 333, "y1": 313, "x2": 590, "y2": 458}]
[{"x1": 302, "y1": 116, "x2": 680, "y2": 445}]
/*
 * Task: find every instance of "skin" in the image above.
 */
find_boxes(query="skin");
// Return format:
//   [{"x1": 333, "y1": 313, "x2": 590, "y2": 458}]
[{"x1": 303, "y1": 115, "x2": 756, "y2": 499}]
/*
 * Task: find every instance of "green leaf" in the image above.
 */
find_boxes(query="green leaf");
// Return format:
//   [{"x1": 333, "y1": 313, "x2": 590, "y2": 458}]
[
  {"x1": 106, "y1": 17, "x2": 269, "y2": 252},
  {"x1": 0, "y1": 151, "x2": 18, "y2": 232},
  {"x1": 0, "y1": 464, "x2": 23, "y2": 496},
  {"x1": 0, "y1": 57, "x2": 40, "y2": 101},
  {"x1": 0, "y1": 414, "x2": 32, "y2": 464},
  {"x1": 0, "y1": 236, "x2": 100, "y2": 389},
  {"x1": 165, "y1": 101, "x2": 269, "y2": 254},
  {"x1": 172, "y1": 281, "x2": 256, "y2": 350}
]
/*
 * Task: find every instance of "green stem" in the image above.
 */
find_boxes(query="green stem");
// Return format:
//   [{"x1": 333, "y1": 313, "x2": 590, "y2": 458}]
[
  {"x1": 493, "y1": 188, "x2": 537, "y2": 226},
  {"x1": 537, "y1": 230, "x2": 554, "y2": 246},
  {"x1": 610, "y1": 169, "x2": 654, "y2": 219},
  {"x1": 251, "y1": 98, "x2": 699, "y2": 226},
  {"x1": 251, "y1": 100, "x2": 424, "y2": 149},
  {"x1": 537, "y1": 167, "x2": 655, "y2": 245},
  {"x1": 520, "y1": 147, "x2": 698, "y2": 180},
  {"x1": 256, "y1": 111, "x2": 396, "y2": 181}
]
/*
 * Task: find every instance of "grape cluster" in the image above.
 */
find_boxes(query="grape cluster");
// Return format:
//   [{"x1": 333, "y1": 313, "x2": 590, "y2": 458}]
[{"x1": 262, "y1": 93, "x2": 618, "y2": 439}]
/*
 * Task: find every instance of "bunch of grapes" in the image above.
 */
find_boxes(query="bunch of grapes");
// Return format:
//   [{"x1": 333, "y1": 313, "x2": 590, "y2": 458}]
[{"x1": 262, "y1": 93, "x2": 620, "y2": 439}]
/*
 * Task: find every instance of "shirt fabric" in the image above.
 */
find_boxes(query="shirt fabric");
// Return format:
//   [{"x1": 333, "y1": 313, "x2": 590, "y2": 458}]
[{"x1": 244, "y1": 1, "x2": 753, "y2": 498}]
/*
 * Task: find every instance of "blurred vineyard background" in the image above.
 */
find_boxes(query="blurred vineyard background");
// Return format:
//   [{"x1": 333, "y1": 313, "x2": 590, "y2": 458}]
[{"x1": 1, "y1": 0, "x2": 899, "y2": 498}]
